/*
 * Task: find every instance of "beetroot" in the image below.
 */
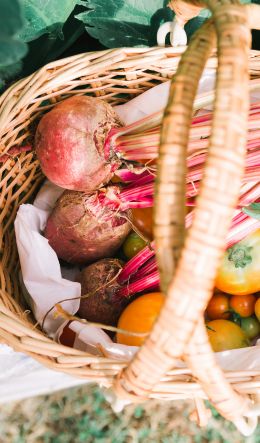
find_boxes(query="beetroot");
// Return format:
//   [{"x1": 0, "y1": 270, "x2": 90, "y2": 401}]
[
  {"x1": 77, "y1": 258, "x2": 126, "y2": 326},
  {"x1": 35, "y1": 96, "x2": 122, "y2": 192},
  {"x1": 44, "y1": 189, "x2": 131, "y2": 265}
]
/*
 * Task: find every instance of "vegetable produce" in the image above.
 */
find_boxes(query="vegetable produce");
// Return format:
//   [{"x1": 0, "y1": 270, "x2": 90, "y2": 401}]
[
  {"x1": 44, "y1": 189, "x2": 131, "y2": 264},
  {"x1": 35, "y1": 93, "x2": 260, "y2": 196},
  {"x1": 255, "y1": 298, "x2": 260, "y2": 322},
  {"x1": 207, "y1": 320, "x2": 249, "y2": 352},
  {"x1": 215, "y1": 229, "x2": 260, "y2": 295},
  {"x1": 116, "y1": 292, "x2": 164, "y2": 346},
  {"x1": 206, "y1": 293, "x2": 230, "y2": 320},
  {"x1": 240, "y1": 317, "x2": 260, "y2": 340},
  {"x1": 35, "y1": 96, "x2": 122, "y2": 192},
  {"x1": 131, "y1": 207, "x2": 153, "y2": 240},
  {"x1": 230, "y1": 294, "x2": 256, "y2": 318},
  {"x1": 123, "y1": 232, "x2": 147, "y2": 260},
  {"x1": 77, "y1": 258, "x2": 126, "y2": 326}
]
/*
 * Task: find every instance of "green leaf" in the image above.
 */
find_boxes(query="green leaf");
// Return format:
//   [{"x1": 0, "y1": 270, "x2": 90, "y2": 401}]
[
  {"x1": 76, "y1": 0, "x2": 173, "y2": 47},
  {"x1": 0, "y1": 0, "x2": 27, "y2": 68},
  {"x1": 242, "y1": 203, "x2": 260, "y2": 220},
  {"x1": 18, "y1": 0, "x2": 80, "y2": 42},
  {"x1": 77, "y1": 0, "x2": 259, "y2": 48},
  {"x1": 20, "y1": 4, "x2": 86, "y2": 77}
]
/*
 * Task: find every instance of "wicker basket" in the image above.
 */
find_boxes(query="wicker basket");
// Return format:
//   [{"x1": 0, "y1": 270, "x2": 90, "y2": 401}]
[{"x1": 0, "y1": 0, "x2": 260, "y2": 435}]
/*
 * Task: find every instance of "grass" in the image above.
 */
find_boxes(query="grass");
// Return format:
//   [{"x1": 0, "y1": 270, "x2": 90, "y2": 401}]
[{"x1": 0, "y1": 384, "x2": 259, "y2": 442}]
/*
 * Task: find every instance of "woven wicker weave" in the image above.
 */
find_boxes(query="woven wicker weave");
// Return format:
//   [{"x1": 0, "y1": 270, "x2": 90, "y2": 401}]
[{"x1": 0, "y1": 0, "x2": 260, "y2": 435}]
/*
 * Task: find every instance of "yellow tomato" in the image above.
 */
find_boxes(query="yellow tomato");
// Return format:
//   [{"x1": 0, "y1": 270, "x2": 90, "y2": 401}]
[
  {"x1": 116, "y1": 292, "x2": 164, "y2": 346},
  {"x1": 215, "y1": 229, "x2": 260, "y2": 295},
  {"x1": 207, "y1": 319, "x2": 249, "y2": 352},
  {"x1": 255, "y1": 297, "x2": 260, "y2": 322}
]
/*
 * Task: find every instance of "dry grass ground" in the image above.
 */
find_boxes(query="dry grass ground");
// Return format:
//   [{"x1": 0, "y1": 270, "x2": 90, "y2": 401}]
[{"x1": 0, "y1": 384, "x2": 259, "y2": 442}]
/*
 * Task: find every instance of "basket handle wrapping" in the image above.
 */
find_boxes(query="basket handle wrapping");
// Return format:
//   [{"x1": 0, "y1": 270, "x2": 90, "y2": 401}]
[
  {"x1": 114, "y1": 0, "x2": 260, "y2": 433},
  {"x1": 169, "y1": 0, "x2": 203, "y2": 25}
]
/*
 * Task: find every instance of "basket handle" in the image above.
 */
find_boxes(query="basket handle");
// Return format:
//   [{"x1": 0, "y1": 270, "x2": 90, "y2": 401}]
[
  {"x1": 114, "y1": 0, "x2": 260, "y2": 431},
  {"x1": 168, "y1": 0, "x2": 203, "y2": 25},
  {"x1": 162, "y1": 1, "x2": 260, "y2": 48}
]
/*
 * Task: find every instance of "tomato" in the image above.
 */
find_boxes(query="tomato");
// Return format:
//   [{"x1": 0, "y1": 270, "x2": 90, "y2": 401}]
[
  {"x1": 131, "y1": 207, "x2": 153, "y2": 240},
  {"x1": 215, "y1": 229, "x2": 260, "y2": 295},
  {"x1": 240, "y1": 316, "x2": 260, "y2": 340},
  {"x1": 206, "y1": 293, "x2": 230, "y2": 320},
  {"x1": 207, "y1": 320, "x2": 249, "y2": 352},
  {"x1": 116, "y1": 292, "x2": 164, "y2": 346},
  {"x1": 131, "y1": 206, "x2": 191, "y2": 240},
  {"x1": 255, "y1": 298, "x2": 260, "y2": 322},
  {"x1": 123, "y1": 232, "x2": 147, "y2": 260},
  {"x1": 230, "y1": 294, "x2": 256, "y2": 318},
  {"x1": 59, "y1": 323, "x2": 76, "y2": 347}
]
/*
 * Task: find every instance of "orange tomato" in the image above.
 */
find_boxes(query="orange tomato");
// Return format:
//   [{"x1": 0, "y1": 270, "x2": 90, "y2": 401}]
[
  {"x1": 215, "y1": 229, "x2": 260, "y2": 295},
  {"x1": 255, "y1": 297, "x2": 260, "y2": 322},
  {"x1": 207, "y1": 320, "x2": 249, "y2": 352},
  {"x1": 116, "y1": 292, "x2": 164, "y2": 346},
  {"x1": 206, "y1": 293, "x2": 230, "y2": 320},
  {"x1": 230, "y1": 294, "x2": 256, "y2": 318},
  {"x1": 131, "y1": 207, "x2": 153, "y2": 240}
]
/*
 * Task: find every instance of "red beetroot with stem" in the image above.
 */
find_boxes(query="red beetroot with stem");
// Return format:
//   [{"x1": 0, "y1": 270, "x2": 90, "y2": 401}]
[{"x1": 35, "y1": 92, "x2": 260, "y2": 193}]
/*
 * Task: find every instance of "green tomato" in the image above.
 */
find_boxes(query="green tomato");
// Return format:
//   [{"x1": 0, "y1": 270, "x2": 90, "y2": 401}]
[
  {"x1": 123, "y1": 232, "x2": 147, "y2": 260},
  {"x1": 240, "y1": 316, "x2": 260, "y2": 340}
]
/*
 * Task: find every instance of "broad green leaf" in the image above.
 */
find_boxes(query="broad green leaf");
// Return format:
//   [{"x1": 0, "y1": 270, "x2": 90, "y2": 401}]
[
  {"x1": 0, "y1": 0, "x2": 27, "y2": 68},
  {"x1": 77, "y1": 0, "x2": 259, "y2": 48},
  {"x1": 18, "y1": 0, "x2": 80, "y2": 42},
  {"x1": 20, "y1": 4, "x2": 86, "y2": 77},
  {"x1": 76, "y1": 0, "x2": 174, "y2": 47},
  {"x1": 242, "y1": 203, "x2": 260, "y2": 220}
]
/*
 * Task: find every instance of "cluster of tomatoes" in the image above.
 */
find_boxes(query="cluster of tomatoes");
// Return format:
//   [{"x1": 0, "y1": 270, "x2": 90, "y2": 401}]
[
  {"x1": 206, "y1": 293, "x2": 260, "y2": 352},
  {"x1": 117, "y1": 211, "x2": 260, "y2": 352}
]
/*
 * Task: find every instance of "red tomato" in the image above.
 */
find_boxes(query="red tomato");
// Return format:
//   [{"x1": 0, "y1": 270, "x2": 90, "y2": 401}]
[
  {"x1": 207, "y1": 320, "x2": 249, "y2": 352},
  {"x1": 215, "y1": 229, "x2": 260, "y2": 295},
  {"x1": 206, "y1": 293, "x2": 230, "y2": 320},
  {"x1": 117, "y1": 292, "x2": 164, "y2": 346},
  {"x1": 230, "y1": 294, "x2": 256, "y2": 318},
  {"x1": 131, "y1": 207, "x2": 153, "y2": 240}
]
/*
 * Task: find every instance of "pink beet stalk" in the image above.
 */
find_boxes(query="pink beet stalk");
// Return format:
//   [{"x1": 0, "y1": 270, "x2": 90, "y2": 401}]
[
  {"x1": 98, "y1": 149, "x2": 260, "y2": 212},
  {"x1": 118, "y1": 242, "x2": 155, "y2": 284},
  {"x1": 116, "y1": 270, "x2": 159, "y2": 299},
  {"x1": 108, "y1": 100, "x2": 260, "y2": 162}
]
